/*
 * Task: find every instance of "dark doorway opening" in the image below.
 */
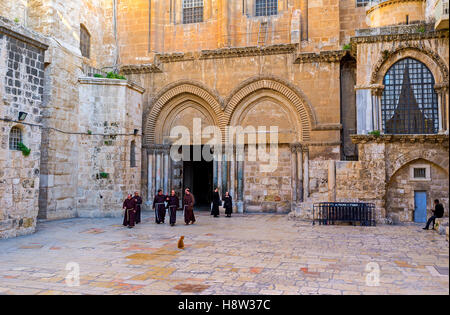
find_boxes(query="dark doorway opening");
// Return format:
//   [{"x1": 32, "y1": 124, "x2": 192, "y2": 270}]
[{"x1": 183, "y1": 146, "x2": 213, "y2": 210}]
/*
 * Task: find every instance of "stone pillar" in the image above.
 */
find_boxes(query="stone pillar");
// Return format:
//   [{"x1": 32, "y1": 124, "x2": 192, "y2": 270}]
[
  {"x1": 372, "y1": 87, "x2": 384, "y2": 132},
  {"x1": 163, "y1": 152, "x2": 169, "y2": 194},
  {"x1": 297, "y1": 145, "x2": 304, "y2": 202},
  {"x1": 147, "y1": 150, "x2": 154, "y2": 203},
  {"x1": 222, "y1": 151, "x2": 228, "y2": 195},
  {"x1": 230, "y1": 146, "x2": 236, "y2": 211},
  {"x1": 236, "y1": 144, "x2": 244, "y2": 213},
  {"x1": 436, "y1": 84, "x2": 449, "y2": 133},
  {"x1": 303, "y1": 147, "x2": 309, "y2": 200},
  {"x1": 328, "y1": 160, "x2": 336, "y2": 202},
  {"x1": 213, "y1": 159, "x2": 218, "y2": 189},
  {"x1": 290, "y1": 145, "x2": 297, "y2": 203},
  {"x1": 155, "y1": 151, "x2": 162, "y2": 193}
]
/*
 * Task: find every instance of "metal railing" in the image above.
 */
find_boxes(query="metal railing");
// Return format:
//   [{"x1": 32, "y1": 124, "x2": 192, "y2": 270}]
[{"x1": 313, "y1": 202, "x2": 376, "y2": 226}]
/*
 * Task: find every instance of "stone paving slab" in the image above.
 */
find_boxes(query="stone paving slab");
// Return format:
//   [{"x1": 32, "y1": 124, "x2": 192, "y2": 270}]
[{"x1": 0, "y1": 212, "x2": 448, "y2": 295}]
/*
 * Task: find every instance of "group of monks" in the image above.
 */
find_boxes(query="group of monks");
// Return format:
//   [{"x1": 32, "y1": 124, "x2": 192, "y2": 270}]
[
  {"x1": 122, "y1": 188, "x2": 196, "y2": 229},
  {"x1": 122, "y1": 192, "x2": 143, "y2": 229}
]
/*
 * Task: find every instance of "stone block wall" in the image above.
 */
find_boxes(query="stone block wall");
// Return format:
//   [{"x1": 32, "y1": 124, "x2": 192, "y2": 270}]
[
  {"x1": 0, "y1": 18, "x2": 47, "y2": 238},
  {"x1": 77, "y1": 77, "x2": 144, "y2": 217},
  {"x1": 244, "y1": 144, "x2": 292, "y2": 213},
  {"x1": 366, "y1": 0, "x2": 426, "y2": 28}
]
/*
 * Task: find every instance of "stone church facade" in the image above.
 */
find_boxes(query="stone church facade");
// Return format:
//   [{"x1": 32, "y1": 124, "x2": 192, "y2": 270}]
[{"x1": 0, "y1": 0, "x2": 448, "y2": 239}]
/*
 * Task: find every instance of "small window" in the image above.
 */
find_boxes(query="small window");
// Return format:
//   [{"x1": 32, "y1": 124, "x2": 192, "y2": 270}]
[
  {"x1": 356, "y1": 0, "x2": 371, "y2": 7},
  {"x1": 413, "y1": 168, "x2": 426, "y2": 179},
  {"x1": 255, "y1": 0, "x2": 278, "y2": 17},
  {"x1": 183, "y1": 0, "x2": 204, "y2": 24},
  {"x1": 130, "y1": 141, "x2": 136, "y2": 168},
  {"x1": 80, "y1": 24, "x2": 91, "y2": 58},
  {"x1": 9, "y1": 126, "x2": 23, "y2": 150},
  {"x1": 410, "y1": 164, "x2": 431, "y2": 181}
]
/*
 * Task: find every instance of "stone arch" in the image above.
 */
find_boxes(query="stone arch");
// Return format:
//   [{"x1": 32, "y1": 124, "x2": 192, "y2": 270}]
[
  {"x1": 371, "y1": 46, "x2": 449, "y2": 85},
  {"x1": 144, "y1": 81, "x2": 225, "y2": 145},
  {"x1": 224, "y1": 76, "x2": 317, "y2": 141},
  {"x1": 387, "y1": 150, "x2": 449, "y2": 182}
]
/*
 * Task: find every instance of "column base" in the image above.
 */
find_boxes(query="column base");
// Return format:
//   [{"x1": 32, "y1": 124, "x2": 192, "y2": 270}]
[{"x1": 237, "y1": 201, "x2": 244, "y2": 214}]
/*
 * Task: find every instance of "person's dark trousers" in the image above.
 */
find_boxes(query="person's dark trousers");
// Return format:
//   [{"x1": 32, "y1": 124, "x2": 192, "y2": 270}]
[{"x1": 425, "y1": 215, "x2": 437, "y2": 230}]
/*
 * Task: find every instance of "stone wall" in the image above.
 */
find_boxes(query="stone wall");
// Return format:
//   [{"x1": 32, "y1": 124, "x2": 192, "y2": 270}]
[
  {"x1": 0, "y1": 17, "x2": 48, "y2": 238},
  {"x1": 244, "y1": 144, "x2": 292, "y2": 213},
  {"x1": 77, "y1": 77, "x2": 144, "y2": 217}
]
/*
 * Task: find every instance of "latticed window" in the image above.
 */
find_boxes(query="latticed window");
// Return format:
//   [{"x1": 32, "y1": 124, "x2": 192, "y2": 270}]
[
  {"x1": 130, "y1": 141, "x2": 136, "y2": 168},
  {"x1": 80, "y1": 24, "x2": 91, "y2": 58},
  {"x1": 9, "y1": 126, "x2": 23, "y2": 150},
  {"x1": 381, "y1": 58, "x2": 439, "y2": 135},
  {"x1": 255, "y1": 0, "x2": 278, "y2": 16},
  {"x1": 356, "y1": 0, "x2": 371, "y2": 7},
  {"x1": 183, "y1": 0, "x2": 204, "y2": 24}
]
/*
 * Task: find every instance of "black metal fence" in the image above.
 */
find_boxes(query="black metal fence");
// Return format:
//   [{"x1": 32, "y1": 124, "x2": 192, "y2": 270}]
[{"x1": 313, "y1": 202, "x2": 376, "y2": 227}]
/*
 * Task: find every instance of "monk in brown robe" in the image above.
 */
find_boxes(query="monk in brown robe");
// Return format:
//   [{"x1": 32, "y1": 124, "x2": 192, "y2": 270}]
[
  {"x1": 166, "y1": 190, "x2": 180, "y2": 227},
  {"x1": 123, "y1": 194, "x2": 137, "y2": 228},
  {"x1": 183, "y1": 188, "x2": 196, "y2": 225},
  {"x1": 133, "y1": 192, "x2": 143, "y2": 224},
  {"x1": 153, "y1": 189, "x2": 167, "y2": 224}
]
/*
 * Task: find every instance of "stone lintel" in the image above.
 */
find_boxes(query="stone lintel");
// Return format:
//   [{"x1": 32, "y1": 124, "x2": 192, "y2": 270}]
[{"x1": 294, "y1": 50, "x2": 349, "y2": 64}]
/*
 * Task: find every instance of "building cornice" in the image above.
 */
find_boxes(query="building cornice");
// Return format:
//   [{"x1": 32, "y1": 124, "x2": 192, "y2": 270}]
[
  {"x1": 120, "y1": 64, "x2": 162, "y2": 75},
  {"x1": 294, "y1": 50, "x2": 349, "y2": 64},
  {"x1": 78, "y1": 77, "x2": 146, "y2": 94},
  {"x1": 200, "y1": 44, "x2": 298, "y2": 59},
  {"x1": 351, "y1": 134, "x2": 449, "y2": 146}
]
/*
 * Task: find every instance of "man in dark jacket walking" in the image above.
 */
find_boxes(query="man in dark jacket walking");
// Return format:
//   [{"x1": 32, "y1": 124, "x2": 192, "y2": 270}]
[{"x1": 423, "y1": 199, "x2": 445, "y2": 230}]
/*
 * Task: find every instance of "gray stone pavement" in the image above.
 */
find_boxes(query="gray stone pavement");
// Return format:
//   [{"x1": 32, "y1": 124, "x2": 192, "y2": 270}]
[{"x1": 0, "y1": 211, "x2": 448, "y2": 295}]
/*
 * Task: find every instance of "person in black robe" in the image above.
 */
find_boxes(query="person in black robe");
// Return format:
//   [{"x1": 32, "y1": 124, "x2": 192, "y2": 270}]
[
  {"x1": 123, "y1": 194, "x2": 137, "y2": 228},
  {"x1": 153, "y1": 189, "x2": 167, "y2": 224},
  {"x1": 166, "y1": 190, "x2": 179, "y2": 227},
  {"x1": 183, "y1": 188, "x2": 196, "y2": 225},
  {"x1": 133, "y1": 192, "x2": 143, "y2": 224},
  {"x1": 223, "y1": 192, "x2": 233, "y2": 218},
  {"x1": 211, "y1": 187, "x2": 221, "y2": 218}
]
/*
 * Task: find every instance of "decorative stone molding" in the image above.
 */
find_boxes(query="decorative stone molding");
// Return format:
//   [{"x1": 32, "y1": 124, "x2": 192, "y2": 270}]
[
  {"x1": 144, "y1": 81, "x2": 224, "y2": 145},
  {"x1": 120, "y1": 63, "x2": 162, "y2": 74},
  {"x1": 369, "y1": 44, "x2": 449, "y2": 84},
  {"x1": 200, "y1": 44, "x2": 298, "y2": 60},
  {"x1": 352, "y1": 24, "x2": 447, "y2": 45},
  {"x1": 351, "y1": 134, "x2": 449, "y2": 146},
  {"x1": 294, "y1": 50, "x2": 349, "y2": 64},
  {"x1": 155, "y1": 52, "x2": 196, "y2": 63},
  {"x1": 224, "y1": 76, "x2": 317, "y2": 141}
]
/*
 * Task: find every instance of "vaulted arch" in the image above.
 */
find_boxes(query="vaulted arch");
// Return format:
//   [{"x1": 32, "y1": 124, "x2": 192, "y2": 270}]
[
  {"x1": 144, "y1": 81, "x2": 225, "y2": 145},
  {"x1": 224, "y1": 76, "x2": 317, "y2": 141}
]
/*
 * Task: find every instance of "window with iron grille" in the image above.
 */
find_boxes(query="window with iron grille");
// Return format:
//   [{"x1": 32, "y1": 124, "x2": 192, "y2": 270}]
[
  {"x1": 80, "y1": 25, "x2": 91, "y2": 58},
  {"x1": 413, "y1": 168, "x2": 427, "y2": 179},
  {"x1": 183, "y1": 0, "x2": 204, "y2": 24},
  {"x1": 255, "y1": 0, "x2": 278, "y2": 16},
  {"x1": 9, "y1": 126, "x2": 23, "y2": 150},
  {"x1": 130, "y1": 141, "x2": 136, "y2": 168},
  {"x1": 381, "y1": 58, "x2": 439, "y2": 135},
  {"x1": 356, "y1": 0, "x2": 371, "y2": 7}
]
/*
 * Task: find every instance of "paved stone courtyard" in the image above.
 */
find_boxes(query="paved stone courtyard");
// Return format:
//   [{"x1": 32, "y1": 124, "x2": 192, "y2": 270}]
[{"x1": 0, "y1": 212, "x2": 448, "y2": 295}]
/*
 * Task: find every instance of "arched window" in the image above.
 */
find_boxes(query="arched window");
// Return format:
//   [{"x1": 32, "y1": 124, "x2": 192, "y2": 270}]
[
  {"x1": 80, "y1": 24, "x2": 91, "y2": 58},
  {"x1": 183, "y1": 0, "x2": 204, "y2": 24},
  {"x1": 255, "y1": 0, "x2": 278, "y2": 16},
  {"x1": 381, "y1": 58, "x2": 439, "y2": 134},
  {"x1": 130, "y1": 141, "x2": 136, "y2": 168},
  {"x1": 9, "y1": 126, "x2": 23, "y2": 150}
]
